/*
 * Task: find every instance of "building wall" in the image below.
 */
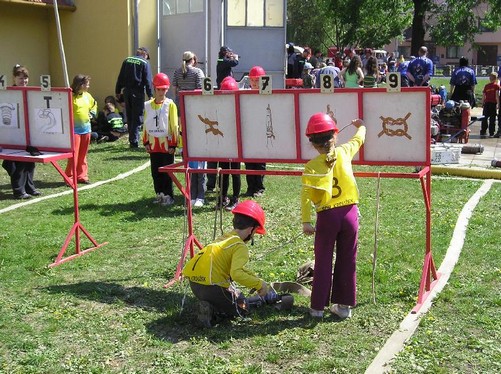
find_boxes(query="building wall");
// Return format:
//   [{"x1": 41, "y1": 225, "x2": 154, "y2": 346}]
[{"x1": 0, "y1": 0, "x2": 158, "y2": 107}]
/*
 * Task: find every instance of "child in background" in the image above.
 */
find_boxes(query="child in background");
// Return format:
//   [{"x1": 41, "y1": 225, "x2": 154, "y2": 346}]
[
  {"x1": 481, "y1": 72, "x2": 500, "y2": 138},
  {"x1": 189, "y1": 160, "x2": 206, "y2": 207},
  {"x1": 302, "y1": 62, "x2": 315, "y2": 88},
  {"x1": 2, "y1": 65, "x2": 40, "y2": 199},
  {"x1": 65, "y1": 74, "x2": 97, "y2": 184},
  {"x1": 93, "y1": 96, "x2": 127, "y2": 142},
  {"x1": 301, "y1": 113, "x2": 366, "y2": 319},
  {"x1": 143, "y1": 73, "x2": 179, "y2": 206},
  {"x1": 363, "y1": 56, "x2": 379, "y2": 88}
]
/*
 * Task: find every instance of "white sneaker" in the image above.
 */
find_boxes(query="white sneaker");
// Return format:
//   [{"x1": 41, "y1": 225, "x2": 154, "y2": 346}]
[
  {"x1": 153, "y1": 193, "x2": 164, "y2": 204},
  {"x1": 190, "y1": 199, "x2": 196, "y2": 206},
  {"x1": 194, "y1": 198, "x2": 204, "y2": 207},
  {"x1": 330, "y1": 304, "x2": 352, "y2": 319},
  {"x1": 161, "y1": 195, "x2": 175, "y2": 206},
  {"x1": 309, "y1": 308, "x2": 324, "y2": 318}
]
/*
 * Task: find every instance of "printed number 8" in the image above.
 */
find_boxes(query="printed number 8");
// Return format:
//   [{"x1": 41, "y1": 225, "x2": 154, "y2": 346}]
[
  {"x1": 332, "y1": 176, "x2": 341, "y2": 198},
  {"x1": 322, "y1": 75, "x2": 332, "y2": 89}
]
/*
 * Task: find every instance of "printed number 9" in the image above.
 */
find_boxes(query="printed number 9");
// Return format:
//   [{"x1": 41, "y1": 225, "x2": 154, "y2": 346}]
[{"x1": 388, "y1": 74, "x2": 398, "y2": 88}]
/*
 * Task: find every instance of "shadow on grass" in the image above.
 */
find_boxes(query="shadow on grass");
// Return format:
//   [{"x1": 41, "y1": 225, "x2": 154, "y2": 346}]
[
  {"x1": 50, "y1": 197, "x2": 189, "y2": 220},
  {"x1": 43, "y1": 280, "x2": 324, "y2": 343}
]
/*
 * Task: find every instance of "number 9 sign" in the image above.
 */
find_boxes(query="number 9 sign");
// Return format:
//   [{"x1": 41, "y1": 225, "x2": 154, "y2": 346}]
[{"x1": 386, "y1": 72, "x2": 401, "y2": 92}]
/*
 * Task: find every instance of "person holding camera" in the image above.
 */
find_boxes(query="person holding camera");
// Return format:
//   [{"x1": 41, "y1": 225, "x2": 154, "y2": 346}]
[{"x1": 216, "y1": 46, "x2": 239, "y2": 88}]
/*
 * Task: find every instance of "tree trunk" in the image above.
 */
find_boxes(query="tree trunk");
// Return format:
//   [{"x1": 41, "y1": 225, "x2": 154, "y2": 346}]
[{"x1": 411, "y1": 0, "x2": 431, "y2": 55}]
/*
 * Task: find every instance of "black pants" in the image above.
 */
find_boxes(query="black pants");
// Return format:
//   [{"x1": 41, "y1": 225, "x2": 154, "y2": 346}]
[
  {"x1": 245, "y1": 162, "x2": 266, "y2": 194},
  {"x1": 124, "y1": 88, "x2": 145, "y2": 146},
  {"x1": 189, "y1": 281, "x2": 247, "y2": 317},
  {"x1": 149, "y1": 152, "x2": 174, "y2": 196},
  {"x1": 2, "y1": 160, "x2": 36, "y2": 197},
  {"x1": 483, "y1": 102, "x2": 497, "y2": 135},
  {"x1": 206, "y1": 161, "x2": 218, "y2": 189},
  {"x1": 219, "y1": 162, "x2": 241, "y2": 199}
]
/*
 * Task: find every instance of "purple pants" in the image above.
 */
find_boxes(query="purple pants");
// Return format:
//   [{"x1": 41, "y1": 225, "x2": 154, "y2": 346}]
[{"x1": 311, "y1": 204, "x2": 359, "y2": 310}]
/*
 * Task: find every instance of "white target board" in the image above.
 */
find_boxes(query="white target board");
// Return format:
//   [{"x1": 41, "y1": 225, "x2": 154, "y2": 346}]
[
  {"x1": 180, "y1": 88, "x2": 430, "y2": 165},
  {"x1": 0, "y1": 89, "x2": 25, "y2": 146},
  {"x1": 0, "y1": 87, "x2": 72, "y2": 151}
]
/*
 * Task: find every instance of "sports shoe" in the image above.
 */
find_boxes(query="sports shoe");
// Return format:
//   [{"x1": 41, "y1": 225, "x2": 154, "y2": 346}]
[
  {"x1": 309, "y1": 308, "x2": 324, "y2": 318},
  {"x1": 225, "y1": 197, "x2": 239, "y2": 211},
  {"x1": 14, "y1": 193, "x2": 31, "y2": 200},
  {"x1": 494, "y1": 133, "x2": 501, "y2": 138},
  {"x1": 197, "y1": 301, "x2": 214, "y2": 328},
  {"x1": 161, "y1": 195, "x2": 175, "y2": 206},
  {"x1": 190, "y1": 199, "x2": 196, "y2": 206},
  {"x1": 330, "y1": 304, "x2": 352, "y2": 319},
  {"x1": 215, "y1": 196, "x2": 230, "y2": 209},
  {"x1": 97, "y1": 135, "x2": 109, "y2": 143},
  {"x1": 153, "y1": 193, "x2": 164, "y2": 204},
  {"x1": 28, "y1": 190, "x2": 42, "y2": 196},
  {"x1": 194, "y1": 198, "x2": 205, "y2": 207}
]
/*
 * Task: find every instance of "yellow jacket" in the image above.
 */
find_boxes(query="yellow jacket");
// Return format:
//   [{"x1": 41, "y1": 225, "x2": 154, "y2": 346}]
[
  {"x1": 301, "y1": 126, "x2": 366, "y2": 223},
  {"x1": 182, "y1": 231, "x2": 263, "y2": 290}
]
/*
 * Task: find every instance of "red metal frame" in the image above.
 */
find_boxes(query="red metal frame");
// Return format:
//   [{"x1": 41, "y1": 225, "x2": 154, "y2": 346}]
[
  {"x1": 161, "y1": 87, "x2": 439, "y2": 312},
  {"x1": 0, "y1": 86, "x2": 107, "y2": 267}
]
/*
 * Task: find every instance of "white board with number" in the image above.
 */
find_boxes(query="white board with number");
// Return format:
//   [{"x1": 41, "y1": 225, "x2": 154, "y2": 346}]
[{"x1": 180, "y1": 87, "x2": 430, "y2": 165}]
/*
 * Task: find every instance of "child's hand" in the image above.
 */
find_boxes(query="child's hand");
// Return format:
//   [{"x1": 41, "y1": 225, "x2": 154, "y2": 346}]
[
  {"x1": 302, "y1": 222, "x2": 315, "y2": 235},
  {"x1": 351, "y1": 119, "x2": 364, "y2": 128}
]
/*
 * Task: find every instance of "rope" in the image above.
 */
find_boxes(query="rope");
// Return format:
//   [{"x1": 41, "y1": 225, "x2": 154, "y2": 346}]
[
  {"x1": 372, "y1": 172, "x2": 382, "y2": 304},
  {"x1": 253, "y1": 232, "x2": 303, "y2": 261}
]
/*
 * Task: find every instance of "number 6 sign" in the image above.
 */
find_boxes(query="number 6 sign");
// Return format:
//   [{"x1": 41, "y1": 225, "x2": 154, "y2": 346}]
[{"x1": 386, "y1": 72, "x2": 401, "y2": 92}]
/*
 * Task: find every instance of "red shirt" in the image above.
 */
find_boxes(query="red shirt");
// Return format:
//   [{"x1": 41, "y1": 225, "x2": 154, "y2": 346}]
[{"x1": 483, "y1": 81, "x2": 500, "y2": 103}]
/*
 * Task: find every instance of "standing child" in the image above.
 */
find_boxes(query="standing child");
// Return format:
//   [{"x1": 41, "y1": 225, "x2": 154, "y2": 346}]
[
  {"x1": 65, "y1": 74, "x2": 97, "y2": 184},
  {"x1": 302, "y1": 62, "x2": 315, "y2": 88},
  {"x1": 481, "y1": 72, "x2": 500, "y2": 138},
  {"x1": 2, "y1": 65, "x2": 41, "y2": 199},
  {"x1": 143, "y1": 73, "x2": 179, "y2": 205},
  {"x1": 301, "y1": 113, "x2": 366, "y2": 319}
]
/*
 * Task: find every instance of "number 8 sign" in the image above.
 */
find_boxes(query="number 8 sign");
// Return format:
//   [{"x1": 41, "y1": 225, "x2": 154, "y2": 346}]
[
  {"x1": 320, "y1": 74, "x2": 334, "y2": 93},
  {"x1": 386, "y1": 72, "x2": 401, "y2": 92}
]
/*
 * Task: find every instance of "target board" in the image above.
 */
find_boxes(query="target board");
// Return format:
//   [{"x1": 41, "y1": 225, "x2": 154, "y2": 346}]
[
  {"x1": 0, "y1": 87, "x2": 72, "y2": 151},
  {"x1": 180, "y1": 87, "x2": 430, "y2": 165}
]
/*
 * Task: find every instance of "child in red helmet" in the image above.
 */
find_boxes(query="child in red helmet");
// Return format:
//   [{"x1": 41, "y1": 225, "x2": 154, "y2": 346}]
[
  {"x1": 183, "y1": 200, "x2": 272, "y2": 327},
  {"x1": 143, "y1": 73, "x2": 179, "y2": 206},
  {"x1": 244, "y1": 66, "x2": 268, "y2": 198},
  {"x1": 301, "y1": 113, "x2": 365, "y2": 319}
]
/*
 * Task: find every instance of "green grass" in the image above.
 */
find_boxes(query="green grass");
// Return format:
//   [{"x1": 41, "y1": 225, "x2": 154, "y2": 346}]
[{"x1": 1, "y1": 139, "x2": 500, "y2": 373}]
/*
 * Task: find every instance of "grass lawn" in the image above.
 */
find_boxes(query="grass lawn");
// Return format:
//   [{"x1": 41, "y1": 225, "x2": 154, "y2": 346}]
[{"x1": 1, "y1": 138, "x2": 500, "y2": 373}]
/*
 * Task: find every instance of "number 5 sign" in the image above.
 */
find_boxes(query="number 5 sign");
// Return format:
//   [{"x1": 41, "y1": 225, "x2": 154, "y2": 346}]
[{"x1": 386, "y1": 72, "x2": 401, "y2": 92}]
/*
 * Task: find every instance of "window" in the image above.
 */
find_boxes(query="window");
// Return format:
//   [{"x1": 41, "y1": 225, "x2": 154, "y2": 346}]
[
  {"x1": 446, "y1": 46, "x2": 460, "y2": 59},
  {"x1": 163, "y1": 0, "x2": 203, "y2": 16},
  {"x1": 227, "y1": 0, "x2": 284, "y2": 27}
]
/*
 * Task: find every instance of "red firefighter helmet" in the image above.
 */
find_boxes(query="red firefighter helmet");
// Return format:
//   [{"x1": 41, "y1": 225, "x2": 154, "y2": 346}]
[
  {"x1": 305, "y1": 113, "x2": 339, "y2": 137},
  {"x1": 153, "y1": 73, "x2": 170, "y2": 88},
  {"x1": 249, "y1": 66, "x2": 266, "y2": 78},
  {"x1": 232, "y1": 200, "x2": 266, "y2": 234},
  {"x1": 219, "y1": 76, "x2": 239, "y2": 90}
]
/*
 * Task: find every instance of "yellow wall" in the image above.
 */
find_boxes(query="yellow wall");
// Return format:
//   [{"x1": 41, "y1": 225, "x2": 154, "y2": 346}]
[
  {"x1": 0, "y1": 3, "x2": 51, "y2": 84},
  {"x1": 0, "y1": 0, "x2": 158, "y2": 107}
]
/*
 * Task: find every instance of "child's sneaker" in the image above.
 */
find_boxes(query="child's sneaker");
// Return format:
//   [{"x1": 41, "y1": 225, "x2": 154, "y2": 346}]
[
  {"x1": 197, "y1": 301, "x2": 214, "y2": 328},
  {"x1": 225, "y1": 197, "x2": 239, "y2": 211},
  {"x1": 153, "y1": 193, "x2": 164, "y2": 204},
  {"x1": 190, "y1": 199, "x2": 196, "y2": 206},
  {"x1": 309, "y1": 308, "x2": 324, "y2": 318},
  {"x1": 194, "y1": 198, "x2": 205, "y2": 207},
  {"x1": 161, "y1": 195, "x2": 175, "y2": 206},
  {"x1": 330, "y1": 304, "x2": 352, "y2": 319},
  {"x1": 215, "y1": 196, "x2": 230, "y2": 209}
]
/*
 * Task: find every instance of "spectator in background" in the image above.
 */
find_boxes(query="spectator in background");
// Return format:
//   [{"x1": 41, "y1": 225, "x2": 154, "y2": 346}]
[
  {"x1": 244, "y1": 66, "x2": 267, "y2": 198},
  {"x1": 361, "y1": 48, "x2": 372, "y2": 73},
  {"x1": 450, "y1": 57, "x2": 477, "y2": 107},
  {"x1": 172, "y1": 51, "x2": 206, "y2": 207},
  {"x1": 406, "y1": 46, "x2": 433, "y2": 87},
  {"x1": 309, "y1": 49, "x2": 323, "y2": 69},
  {"x1": 216, "y1": 46, "x2": 239, "y2": 88},
  {"x1": 92, "y1": 95, "x2": 127, "y2": 143},
  {"x1": 66, "y1": 74, "x2": 97, "y2": 184},
  {"x1": 363, "y1": 56, "x2": 379, "y2": 88},
  {"x1": 397, "y1": 55, "x2": 411, "y2": 87},
  {"x1": 387, "y1": 52, "x2": 396, "y2": 72},
  {"x1": 315, "y1": 61, "x2": 342, "y2": 89},
  {"x1": 481, "y1": 72, "x2": 500, "y2": 138},
  {"x1": 302, "y1": 62, "x2": 315, "y2": 88},
  {"x1": 294, "y1": 47, "x2": 312, "y2": 79},
  {"x1": 340, "y1": 55, "x2": 364, "y2": 88},
  {"x1": 115, "y1": 47, "x2": 153, "y2": 148},
  {"x1": 2, "y1": 65, "x2": 40, "y2": 199}
]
